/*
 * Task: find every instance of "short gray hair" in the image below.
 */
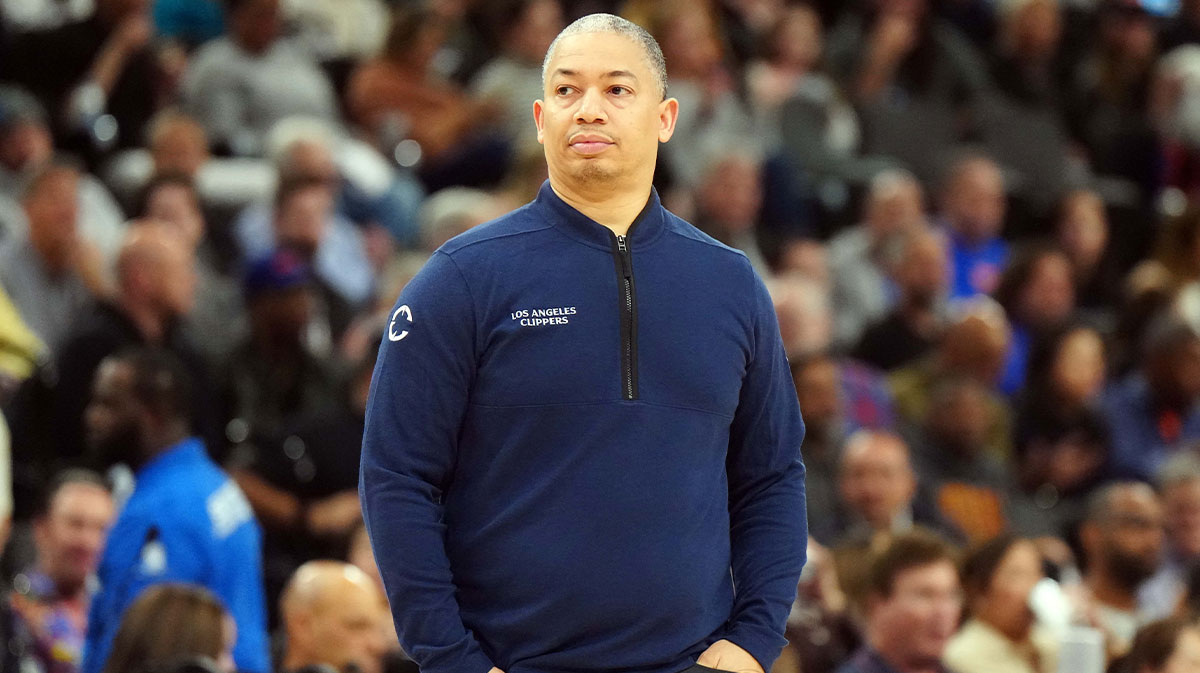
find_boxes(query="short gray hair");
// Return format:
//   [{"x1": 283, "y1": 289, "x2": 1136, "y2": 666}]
[{"x1": 542, "y1": 13, "x2": 668, "y2": 100}]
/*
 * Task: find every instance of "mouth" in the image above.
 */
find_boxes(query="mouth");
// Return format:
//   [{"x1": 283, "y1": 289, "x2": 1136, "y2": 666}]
[{"x1": 569, "y1": 134, "x2": 614, "y2": 156}]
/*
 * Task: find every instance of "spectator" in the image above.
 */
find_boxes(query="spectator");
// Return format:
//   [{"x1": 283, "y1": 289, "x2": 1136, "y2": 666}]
[
  {"x1": 1115, "y1": 617, "x2": 1200, "y2": 673},
  {"x1": 854, "y1": 226, "x2": 949, "y2": 371},
  {"x1": 826, "y1": 0, "x2": 990, "y2": 106},
  {"x1": 1079, "y1": 482, "x2": 1166, "y2": 652},
  {"x1": 46, "y1": 220, "x2": 212, "y2": 467},
  {"x1": 823, "y1": 429, "x2": 964, "y2": 548},
  {"x1": 829, "y1": 169, "x2": 927, "y2": 349},
  {"x1": 470, "y1": 0, "x2": 564, "y2": 156},
  {"x1": 1057, "y1": 190, "x2": 1120, "y2": 315},
  {"x1": 693, "y1": 148, "x2": 769, "y2": 275},
  {"x1": 768, "y1": 272, "x2": 835, "y2": 360},
  {"x1": 776, "y1": 538, "x2": 860, "y2": 673},
  {"x1": 0, "y1": 86, "x2": 125, "y2": 260},
  {"x1": 747, "y1": 3, "x2": 861, "y2": 163},
  {"x1": 792, "y1": 353, "x2": 896, "y2": 540},
  {"x1": 1015, "y1": 324, "x2": 1108, "y2": 445},
  {"x1": 1009, "y1": 409, "x2": 1110, "y2": 540},
  {"x1": 0, "y1": 161, "x2": 95, "y2": 353},
  {"x1": 938, "y1": 154, "x2": 1009, "y2": 301},
  {"x1": 990, "y1": 0, "x2": 1064, "y2": 111},
  {"x1": 227, "y1": 332, "x2": 368, "y2": 615},
  {"x1": 181, "y1": 0, "x2": 339, "y2": 156},
  {"x1": 993, "y1": 244, "x2": 1077, "y2": 395},
  {"x1": 645, "y1": 0, "x2": 758, "y2": 188},
  {"x1": 0, "y1": 0, "x2": 163, "y2": 162},
  {"x1": 1141, "y1": 454, "x2": 1200, "y2": 620},
  {"x1": 221, "y1": 248, "x2": 343, "y2": 470},
  {"x1": 945, "y1": 535, "x2": 1058, "y2": 673},
  {"x1": 147, "y1": 111, "x2": 210, "y2": 181},
  {"x1": 1103, "y1": 319, "x2": 1200, "y2": 480},
  {"x1": 910, "y1": 378, "x2": 1011, "y2": 542},
  {"x1": 0, "y1": 284, "x2": 43, "y2": 400},
  {"x1": 889, "y1": 301, "x2": 1013, "y2": 460},
  {"x1": 99, "y1": 584, "x2": 236, "y2": 673},
  {"x1": 835, "y1": 531, "x2": 963, "y2": 673},
  {"x1": 81, "y1": 348, "x2": 268, "y2": 673},
  {"x1": 137, "y1": 173, "x2": 244, "y2": 365},
  {"x1": 1065, "y1": 0, "x2": 1160, "y2": 198},
  {"x1": 278, "y1": 561, "x2": 390, "y2": 673},
  {"x1": 0, "y1": 414, "x2": 39, "y2": 671},
  {"x1": 9, "y1": 470, "x2": 113, "y2": 673},
  {"x1": 346, "y1": 6, "x2": 509, "y2": 191},
  {"x1": 234, "y1": 135, "x2": 377, "y2": 310}
]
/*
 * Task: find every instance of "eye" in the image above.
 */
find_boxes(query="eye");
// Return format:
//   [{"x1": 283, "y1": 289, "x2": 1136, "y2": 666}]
[
  {"x1": 609, "y1": 85, "x2": 631, "y2": 96},
  {"x1": 556, "y1": 85, "x2": 574, "y2": 96}
]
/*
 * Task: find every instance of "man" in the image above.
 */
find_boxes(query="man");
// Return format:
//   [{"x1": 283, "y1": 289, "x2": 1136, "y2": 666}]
[
  {"x1": 80, "y1": 348, "x2": 269, "y2": 673},
  {"x1": 938, "y1": 155, "x2": 1009, "y2": 300},
  {"x1": 279, "y1": 561, "x2": 390, "y2": 673},
  {"x1": 1102, "y1": 319, "x2": 1200, "y2": 481},
  {"x1": 181, "y1": 0, "x2": 339, "y2": 156},
  {"x1": 835, "y1": 532, "x2": 963, "y2": 673},
  {"x1": 1141, "y1": 453, "x2": 1200, "y2": 619},
  {"x1": 824, "y1": 430, "x2": 964, "y2": 548},
  {"x1": 10, "y1": 470, "x2": 114, "y2": 673},
  {"x1": 853, "y1": 227, "x2": 949, "y2": 371},
  {"x1": 47, "y1": 220, "x2": 213, "y2": 465},
  {"x1": 1079, "y1": 482, "x2": 1166, "y2": 652},
  {"x1": 829, "y1": 169, "x2": 927, "y2": 349},
  {"x1": 361, "y1": 13, "x2": 807, "y2": 673},
  {"x1": 0, "y1": 160, "x2": 92, "y2": 353}
]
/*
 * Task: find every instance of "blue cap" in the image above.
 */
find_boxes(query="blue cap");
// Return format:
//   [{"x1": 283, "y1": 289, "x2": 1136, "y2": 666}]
[{"x1": 243, "y1": 248, "x2": 313, "y2": 298}]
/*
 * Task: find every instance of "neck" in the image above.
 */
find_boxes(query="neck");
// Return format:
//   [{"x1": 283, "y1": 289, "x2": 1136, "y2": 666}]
[
  {"x1": 118, "y1": 298, "x2": 167, "y2": 344},
  {"x1": 1086, "y1": 570, "x2": 1138, "y2": 611},
  {"x1": 550, "y1": 177, "x2": 652, "y2": 237},
  {"x1": 869, "y1": 639, "x2": 942, "y2": 673},
  {"x1": 138, "y1": 426, "x2": 190, "y2": 469}
]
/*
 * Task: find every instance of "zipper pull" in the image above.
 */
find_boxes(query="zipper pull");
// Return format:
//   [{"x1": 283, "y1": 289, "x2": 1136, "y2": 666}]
[{"x1": 616, "y1": 235, "x2": 631, "y2": 278}]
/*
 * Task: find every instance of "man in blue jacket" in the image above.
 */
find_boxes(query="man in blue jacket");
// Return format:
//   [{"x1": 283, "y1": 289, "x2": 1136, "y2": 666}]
[
  {"x1": 360, "y1": 13, "x2": 808, "y2": 673},
  {"x1": 80, "y1": 348, "x2": 269, "y2": 673}
]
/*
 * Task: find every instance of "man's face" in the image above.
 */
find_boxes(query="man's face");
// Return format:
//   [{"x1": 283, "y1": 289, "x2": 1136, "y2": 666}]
[
  {"x1": 151, "y1": 231, "x2": 198, "y2": 317},
  {"x1": 231, "y1": 0, "x2": 281, "y2": 53},
  {"x1": 0, "y1": 121, "x2": 53, "y2": 172},
  {"x1": 151, "y1": 123, "x2": 209, "y2": 178},
  {"x1": 869, "y1": 561, "x2": 962, "y2": 667},
  {"x1": 25, "y1": 169, "x2": 80, "y2": 275},
  {"x1": 793, "y1": 358, "x2": 840, "y2": 437},
  {"x1": 84, "y1": 360, "x2": 144, "y2": 466},
  {"x1": 840, "y1": 437, "x2": 917, "y2": 529},
  {"x1": 276, "y1": 186, "x2": 334, "y2": 260},
  {"x1": 306, "y1": 584, "x2": 389, "y2": 673},
  {"x1": 535, "y1": 31, "x2": 677, "y2": 194},
  {"x1": 895, "y1": 233, "x2": 947, "y2": 305},
  {"x1": 1165, "y1": 480, "x2": 1200, "y2": 558},
  {"x1": 35, "y1": 483, "x2": 114, "y2": 591},
  {"x1": 145, "y1": 184, "x2": 205, "y2": 249},
  {"x1": 1095, "y1": 489, "x2": 1166, "y2": 589},
  {"x1": 944, "y1": 162, "x2": 1006, "y2": 243}
]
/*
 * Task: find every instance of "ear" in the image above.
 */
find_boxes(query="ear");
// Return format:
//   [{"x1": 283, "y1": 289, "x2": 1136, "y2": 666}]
[
  {"x1": 657, "y1": 98, "x2": 679, "y2": 143},
  {"x1": 533, "y1": 100, "x2": 545, "y2": 145}
]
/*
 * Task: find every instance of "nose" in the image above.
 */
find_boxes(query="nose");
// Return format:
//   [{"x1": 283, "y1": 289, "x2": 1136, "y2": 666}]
[{"x1": 575, "y1": 87, "x2": 607, "y2": 124}]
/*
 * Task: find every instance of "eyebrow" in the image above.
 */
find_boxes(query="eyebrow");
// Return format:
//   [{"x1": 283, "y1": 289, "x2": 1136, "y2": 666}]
[{"x1": 552, "y1": 68, "x2": 640, "y2": 82}]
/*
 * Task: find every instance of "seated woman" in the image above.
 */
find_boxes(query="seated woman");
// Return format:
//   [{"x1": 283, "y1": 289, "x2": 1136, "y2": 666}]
[
  {"x1": 945, "y1": 534, "x2": 1058, "y2": 673},
  {"x1": 101, "y1": 584, "x2": 235, "y2": 673}
]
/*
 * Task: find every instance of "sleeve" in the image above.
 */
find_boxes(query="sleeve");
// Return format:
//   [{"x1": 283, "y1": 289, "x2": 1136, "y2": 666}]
[
  {"x1": 723, "y1": 271, "x2": 808, "y2": 671},
  {"x1": 359, "y1": 251, "x2": 496, "y2": 673},
  {"x1": 213, "y1": 521, "x2": 270, "y2": 673}
]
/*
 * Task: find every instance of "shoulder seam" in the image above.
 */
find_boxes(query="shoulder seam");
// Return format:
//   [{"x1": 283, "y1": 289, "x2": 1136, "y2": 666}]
[
  {"x1": 665, "y1": 227, "x2": 751, "y2": 261},
  {"x1": 437, "y1": 251, "x2": 480, "y2": 358},
  {"x1": 441, "y1": 223, "x2": 554, "y2": 254}
]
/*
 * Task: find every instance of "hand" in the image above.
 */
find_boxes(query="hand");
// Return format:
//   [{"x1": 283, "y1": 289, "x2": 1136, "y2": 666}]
[
  {"x1": 305, "y1": 491, "x2": 362, "y2": 536},
  {"x1": 697, "y1": 639, "x2": 764, "y2": 673},
  {"x1": 487, "y1": 668, "x2": 505, "y2": 673}
]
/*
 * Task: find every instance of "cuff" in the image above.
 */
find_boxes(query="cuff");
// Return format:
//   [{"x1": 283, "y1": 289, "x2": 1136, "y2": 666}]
[{"x1": 723, "y1": 622, "x2": 788, "y2": 673}]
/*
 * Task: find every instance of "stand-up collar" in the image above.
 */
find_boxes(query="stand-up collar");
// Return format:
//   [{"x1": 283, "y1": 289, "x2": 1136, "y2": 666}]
[{"x1": 534, "y1": 180, "x2": 666, "y2": 251}]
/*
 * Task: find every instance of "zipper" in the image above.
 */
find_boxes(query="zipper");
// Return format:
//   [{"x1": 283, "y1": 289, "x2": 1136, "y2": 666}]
[{"x1": 612, "y1": 232, "x2": 638, "y2": 400}]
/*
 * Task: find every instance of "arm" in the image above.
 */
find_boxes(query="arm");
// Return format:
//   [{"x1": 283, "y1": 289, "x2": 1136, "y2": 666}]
[
  {"x1": 716, "y1": 271, "x2": 808, "y2": 672},
  {"x1": 360, "y1": 252, "x2": 497, "y2": 673}
]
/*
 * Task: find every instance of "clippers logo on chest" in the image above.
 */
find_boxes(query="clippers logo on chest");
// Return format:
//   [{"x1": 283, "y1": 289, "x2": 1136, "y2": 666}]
[{"x1": 511, "y1": 306, "x2": 577, "y2": 327}]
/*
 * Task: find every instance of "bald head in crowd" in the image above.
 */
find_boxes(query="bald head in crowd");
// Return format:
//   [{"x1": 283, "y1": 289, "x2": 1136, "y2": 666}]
[
  {"x1": 941, "y1": 156, "x2": 1006, "y2": 246},
  {"x1": 839, "y1": 430, "x2": 919, "y2": 533},
  {"x1": 280, "y1": 561, "x2": 390, "y2": 673},
  {"x1": 116, "y1": 222, "x2": 197, "y2": 336}
]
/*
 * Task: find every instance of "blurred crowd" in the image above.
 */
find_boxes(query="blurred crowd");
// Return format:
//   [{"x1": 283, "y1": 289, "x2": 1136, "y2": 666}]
[{"x1": 4, "y1": 0, "x2": 1200, "y2": 672}]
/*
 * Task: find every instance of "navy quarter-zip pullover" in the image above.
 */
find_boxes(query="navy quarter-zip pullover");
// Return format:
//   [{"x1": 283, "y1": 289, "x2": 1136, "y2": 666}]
[{"x1": 360, "y1": 181, "x2": 807, "y2": 673}]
